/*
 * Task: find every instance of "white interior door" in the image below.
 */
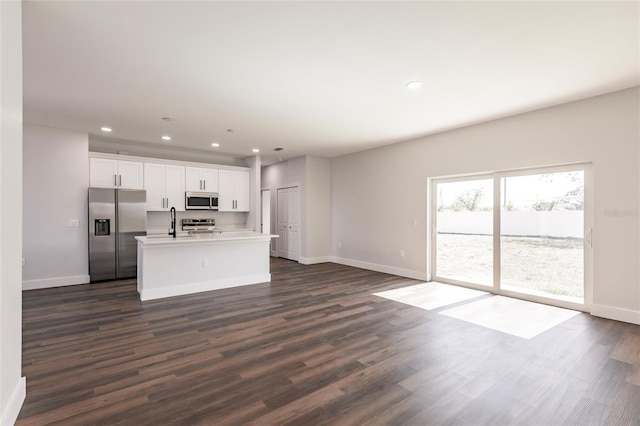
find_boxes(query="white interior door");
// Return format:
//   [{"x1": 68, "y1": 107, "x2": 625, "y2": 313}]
[
  {"x1": 276, "y1": 186, "x2": 300, "y2": 261},
  {"x1": 277, "y1": 188, "x2": 288, "y2": 258},
  {"x1": 287, "y1": 187, "x2": 300, "y2": 261}
]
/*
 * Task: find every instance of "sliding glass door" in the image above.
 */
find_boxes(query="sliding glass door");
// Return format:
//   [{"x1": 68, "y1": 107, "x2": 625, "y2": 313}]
[
  {"x1": 435, "y1": 176, "x2": 494, "y2": 287},
  {"x1": 500, "y1": 169, "x2": 585, "y2": 303},
  {"x1": 432, "y1": 164, "x2": 590, "y2": 308}
]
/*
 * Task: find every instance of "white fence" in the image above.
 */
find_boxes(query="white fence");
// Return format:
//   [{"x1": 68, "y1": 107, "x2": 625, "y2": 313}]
[{"x1": 437, "y1": 211, "x2": 584, "y2": 238}]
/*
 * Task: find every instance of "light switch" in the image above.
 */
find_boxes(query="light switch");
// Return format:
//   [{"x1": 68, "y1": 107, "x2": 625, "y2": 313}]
[{"x1": 68, "y1": 219, "x2": 79, "y2": 228}]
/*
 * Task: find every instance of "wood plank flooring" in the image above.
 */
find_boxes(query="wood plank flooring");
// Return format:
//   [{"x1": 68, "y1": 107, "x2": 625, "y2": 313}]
[{"x1": 18, "y1": 258, "x2": 640, "y2": 425}]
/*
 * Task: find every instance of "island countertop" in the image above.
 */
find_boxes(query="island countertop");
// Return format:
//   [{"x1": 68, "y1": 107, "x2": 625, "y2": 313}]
[{"x1": 135, "y1": 232, "x2": 278, "y2": 245}]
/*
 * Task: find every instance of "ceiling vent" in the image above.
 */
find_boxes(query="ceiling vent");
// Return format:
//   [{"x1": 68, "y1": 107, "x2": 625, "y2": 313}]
[{"x1": 273, "y1": 147, "x2": 284, "y2": 151}]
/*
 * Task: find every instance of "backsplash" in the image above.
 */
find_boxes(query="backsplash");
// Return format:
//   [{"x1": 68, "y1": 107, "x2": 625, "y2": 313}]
[{"x1": 147, "y1": 210, "x2": 248, "y2": 231}]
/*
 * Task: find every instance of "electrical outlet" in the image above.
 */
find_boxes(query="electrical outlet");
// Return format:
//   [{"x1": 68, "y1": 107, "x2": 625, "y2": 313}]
[
  {"x1": 400, "y1": 250, "x2": 405, "y2": 257},
  {"x1": 22, "y1": 258, "x2": 26, "y2": 267},
  {"x1": 68, "y1": 219, "x2": 79, "y2": 228},
  {"x1": 338, "y1": 242, "x2": 342, "y2": 249},
  {"x1": 202, "y1": 259, "x2": 209, "y2": 268}
]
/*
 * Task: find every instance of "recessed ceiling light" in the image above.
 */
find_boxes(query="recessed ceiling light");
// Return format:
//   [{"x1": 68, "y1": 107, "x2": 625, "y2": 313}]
[
  {"x1": 211, "y1": 143, "x2": 220, "y2": 147},
  {"x1": 252, "y1": 148, "x2": 260, "y2": 153},
  {"x1": 406, "y1": 81, "x2": 422, "y2": 90},
  {"x1": 162, "y1": 135, "x2": 171, "y2": 141},
  {"x1": 100, "y1": 127, "x2": 112, "y2": 132}
]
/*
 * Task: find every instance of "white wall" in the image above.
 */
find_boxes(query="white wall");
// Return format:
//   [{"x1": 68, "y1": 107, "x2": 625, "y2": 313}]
[
  {"x1": 245, "y1": 155, "x2": 261, "y2": 232},
  {"x1": 331, "y1": 88, "x2": 640, "y2": 324},
  {"x1": 262, "y1": 156, "x2": 307, "y2": 257},
  {"x1": 305, "y1": 156, "x2": 331, "y2": 261},
  {"x1": 261, "y1": 155, "x2": 332, "y2": 263},
  {"x1": 0, "y1": 1, "x2": 26, "y2": 424},
  {"x1": 23, "y1": 125, "x2": 90, "y2": 290}
]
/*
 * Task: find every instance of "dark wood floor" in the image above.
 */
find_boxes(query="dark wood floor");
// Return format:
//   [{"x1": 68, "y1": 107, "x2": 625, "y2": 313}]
[{"x1": 18, "y1": 258, "x2": 640, "y2": 425}]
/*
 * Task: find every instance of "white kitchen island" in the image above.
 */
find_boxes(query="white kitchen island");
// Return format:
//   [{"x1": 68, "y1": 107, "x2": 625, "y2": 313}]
[{"x1": 135, "y1": 232, "x2": 278, "y2": 301}]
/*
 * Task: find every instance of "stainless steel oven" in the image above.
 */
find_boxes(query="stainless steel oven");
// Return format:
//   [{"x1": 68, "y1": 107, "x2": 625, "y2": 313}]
[{"x1": 185, "y1": 192, "x2": 219, "y2": 210}]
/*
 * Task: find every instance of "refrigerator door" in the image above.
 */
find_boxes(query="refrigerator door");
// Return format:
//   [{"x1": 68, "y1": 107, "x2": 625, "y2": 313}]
[
  {"x1": 89, "y1": 188, "x2": 116, "y2": 281},
  {"x1": 116, "y1": 190, "x2": 147, "y2": 278}
]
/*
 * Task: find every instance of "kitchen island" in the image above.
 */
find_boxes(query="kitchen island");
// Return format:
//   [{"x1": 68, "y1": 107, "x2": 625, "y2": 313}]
[{"x1": 135, "y1": 232, "x2": 278, "y2": 301}]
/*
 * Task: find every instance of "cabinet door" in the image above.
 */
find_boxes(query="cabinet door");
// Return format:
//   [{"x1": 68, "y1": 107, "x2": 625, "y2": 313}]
[
  {"x1": 234, "y1": 171, "x2": 250, "y2": 211},
  {"x1": 143, "y1": 163, "x2": 165, "y2": 211},
  {"x1": 201, "y1": 168, "x2": 219, "y2": 192},
  {"x1": 185, "y1": 167, "x2": 202, "y2": 192},
  {"x1": 90, "y1": 158, "x2": 118, "y2": 188},
  {"x1": 218, "y1": 170, "x2": 235, "y2": 211},
  {"x1": 118, "y1": 160, "x2": 144, "y2": 190},
  {"x1": 165, "y1": 165, "x2": 186, "y2": 211}
]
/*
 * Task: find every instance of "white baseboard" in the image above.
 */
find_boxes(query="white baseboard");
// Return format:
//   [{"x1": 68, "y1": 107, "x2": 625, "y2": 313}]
[
  {"x1": 299, "y1": 256, "x2": 330, "y2": 265},
  {"x1": 328, "y1": 256, "x2": 428, "y2": 281},
  {"x1": 0, "y1": 376, "x2": 26, "y2": 426},
  {"x1": 23, "y1": 274, "x2": 90, "y2": 290},
  {"x1": 139, "y1": 273, "x2": 271, "y2": 301},
  {"x1": 591, "y1": 304, "x2": 640, "y2": 325}
]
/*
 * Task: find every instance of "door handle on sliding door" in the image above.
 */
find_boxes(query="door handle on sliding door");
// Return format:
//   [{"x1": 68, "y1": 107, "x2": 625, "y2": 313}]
[{"x1": 586, "y1": 227, "x2": 593, "y2": 248}]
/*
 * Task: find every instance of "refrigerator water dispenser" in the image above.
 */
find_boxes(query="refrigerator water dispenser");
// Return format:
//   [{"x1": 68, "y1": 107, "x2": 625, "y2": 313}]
[{"x1": 95, "y1": 219, "x2": 110, "y2": 236}]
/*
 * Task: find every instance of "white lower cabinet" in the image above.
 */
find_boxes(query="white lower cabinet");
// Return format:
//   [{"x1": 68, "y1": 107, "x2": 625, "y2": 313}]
[
  {"x1": 219, "y1": 170, "x2": 250, "y2": 212},
  {"x1": 144, "y1": 163, "x2": 185, "y2": 211}
]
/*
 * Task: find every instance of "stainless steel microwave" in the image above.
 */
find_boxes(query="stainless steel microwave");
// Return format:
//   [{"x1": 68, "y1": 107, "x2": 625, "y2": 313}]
[{"x1": 185, "y1": 192, "x2": 219, "y2": 210}]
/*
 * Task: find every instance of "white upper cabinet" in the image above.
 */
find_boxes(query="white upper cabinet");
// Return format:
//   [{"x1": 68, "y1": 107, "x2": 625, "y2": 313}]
[
  {"x1": 90, "y1": 158, "x2": 144, "y2": 189},
  {"x1": 144, "y1": 163, "x2": 185, "y2": 211},
  {"x1": 89, "y1": 158, "x2": 118, "y2": 188},
  {"x1": 219, "y1": 170, "x2": 250, "y2": 212},
  {"x1": 90, "y1": 155, "x2": 251, "y2": 213},
  {"x1": 144, "y1": 163, "x2": 165, "y2": 210},
  {"x1": 164, "y1": 165, "x2": 186, "y2": 210},
  {"x1": 185, "y1": 167, "x2": 218, "y2": 192}
]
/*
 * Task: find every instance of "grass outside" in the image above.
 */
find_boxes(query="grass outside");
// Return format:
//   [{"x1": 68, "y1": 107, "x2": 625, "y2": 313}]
[{"x1": 436, "y1": 233, "x2": 584, "y2": 298}]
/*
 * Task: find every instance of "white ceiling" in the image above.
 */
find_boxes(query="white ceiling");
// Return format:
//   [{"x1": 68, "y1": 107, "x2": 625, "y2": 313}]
[{"x1": 22, "y1": 1, "x2": 640, "y2": 165}]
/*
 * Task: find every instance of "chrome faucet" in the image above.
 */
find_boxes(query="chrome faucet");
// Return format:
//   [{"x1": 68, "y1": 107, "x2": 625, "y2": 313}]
[{"x1": 169, "y1": 207, "x2": 176, "y2": 238}]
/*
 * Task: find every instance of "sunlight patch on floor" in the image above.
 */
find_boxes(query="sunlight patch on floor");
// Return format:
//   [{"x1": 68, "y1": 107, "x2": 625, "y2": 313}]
[
  {"x1": 374, "y1": 282, "x2": 488, "y2": 310},
  {"x1": 439, "y1": 295, "x2": 581, "y2": 339}
]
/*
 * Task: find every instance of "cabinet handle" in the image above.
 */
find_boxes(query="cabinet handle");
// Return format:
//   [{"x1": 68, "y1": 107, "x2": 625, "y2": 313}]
[
  {"x1": 204, "y1": 180, "x2": 206, "y2": 190},
  {"x1": 114, "y1": 174, "x2": 117, "y2": 186},
  {"x1": 118, "y1": 174, "x2": 122, "y2": 186}
]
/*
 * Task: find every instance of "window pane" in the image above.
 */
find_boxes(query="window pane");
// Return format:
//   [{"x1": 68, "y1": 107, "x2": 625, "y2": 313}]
[
  {"x1": 500, "y1": 171, "x2": 584, "y2": 303},
  {"x1": 436, "y1": 179, "x2": 493, "y2": 286}
]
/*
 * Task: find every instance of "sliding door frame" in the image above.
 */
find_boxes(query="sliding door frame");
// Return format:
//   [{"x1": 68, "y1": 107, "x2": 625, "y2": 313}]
[{"x1": 430, "y1": 162, "x2": 593, "y2": 312}]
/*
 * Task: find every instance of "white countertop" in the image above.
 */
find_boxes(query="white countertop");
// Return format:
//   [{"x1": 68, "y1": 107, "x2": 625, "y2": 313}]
[{"x1": 135, "y1": 232, "x2": 278, "y2": 245}]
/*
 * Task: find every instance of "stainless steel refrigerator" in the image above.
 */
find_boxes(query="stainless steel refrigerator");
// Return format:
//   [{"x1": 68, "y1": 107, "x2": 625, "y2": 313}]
[{"x1": 89, "y1": 188, "x2": 146, "y2": 281}]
